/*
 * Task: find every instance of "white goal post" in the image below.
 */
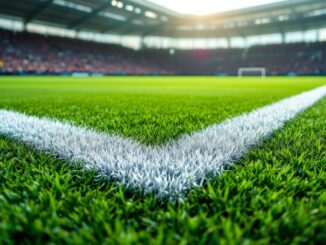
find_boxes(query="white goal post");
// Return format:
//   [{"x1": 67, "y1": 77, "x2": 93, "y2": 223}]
[{"x1": 238, "y1": 67, "x2": 266, "y2": 78}]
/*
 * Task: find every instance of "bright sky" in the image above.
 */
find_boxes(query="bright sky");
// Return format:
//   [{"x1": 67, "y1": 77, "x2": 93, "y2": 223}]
[{"x1": 149, "y1": 0, "x2": 285, "y2": 15}]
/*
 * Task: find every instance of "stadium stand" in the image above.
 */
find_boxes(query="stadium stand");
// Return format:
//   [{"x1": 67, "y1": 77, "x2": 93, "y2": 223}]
[
  {"x1": 1, "y1": 29, "x2": 325, "y2": 76},
  {"x1": 0, "y1": 29, "x2": 174, "y2": 75},
  {"x1": 171, "y1": 42, "x2": 326, "y2": 75},
  {"x1": 0, "y1": 0, "x2": 325, "y2": 76}
]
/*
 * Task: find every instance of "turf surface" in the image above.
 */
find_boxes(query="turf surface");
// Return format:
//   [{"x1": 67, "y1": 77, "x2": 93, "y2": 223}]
[
  {"x1": 0, "y1": 76, "x2": 325, "y2": 244},
  {"x1": 0, "y1": 76, "x2": 324, "y2": 144}
]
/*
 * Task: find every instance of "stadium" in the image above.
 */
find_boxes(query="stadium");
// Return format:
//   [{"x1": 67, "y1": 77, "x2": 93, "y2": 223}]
[{"x1": 0, "y1": 0, "x2": 325, "y2": 244}]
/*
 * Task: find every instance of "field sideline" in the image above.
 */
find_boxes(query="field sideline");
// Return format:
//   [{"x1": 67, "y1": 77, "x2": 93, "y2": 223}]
[{"x1": 0, "y1": 76, "x2": 325, "y2": 244}]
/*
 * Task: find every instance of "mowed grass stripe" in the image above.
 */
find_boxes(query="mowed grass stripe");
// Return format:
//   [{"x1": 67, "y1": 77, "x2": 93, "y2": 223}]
[
  {"x1": 1, "y1": 86, "x2": 325, "y2": 199},
  {"x1": 0, "y1": 94, "x2": 325, "y2": 244}
]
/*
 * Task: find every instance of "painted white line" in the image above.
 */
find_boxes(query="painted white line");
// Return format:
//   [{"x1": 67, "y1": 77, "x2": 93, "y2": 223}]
[{"x1": 0, "y1": 86, "x2": 325, "y2": 199}]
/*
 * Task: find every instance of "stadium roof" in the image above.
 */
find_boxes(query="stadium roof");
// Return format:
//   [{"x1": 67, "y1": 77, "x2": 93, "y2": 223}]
[{"x1": 0, "y1": 0, "x2": 325, "y2": 38}]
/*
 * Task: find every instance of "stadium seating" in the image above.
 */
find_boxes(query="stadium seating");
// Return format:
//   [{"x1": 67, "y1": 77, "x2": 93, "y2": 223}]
[
  {"x1": 0, "y1": 29, "x2": 174, "y2": 75},
  {"x1": 1, "y1": 29, "x2": 325, "y2": 76}
]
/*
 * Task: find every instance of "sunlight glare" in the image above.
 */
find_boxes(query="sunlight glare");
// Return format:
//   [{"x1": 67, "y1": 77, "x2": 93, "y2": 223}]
[{"x1": 150, "y1": 0, "x2": 285, "y2": 15}]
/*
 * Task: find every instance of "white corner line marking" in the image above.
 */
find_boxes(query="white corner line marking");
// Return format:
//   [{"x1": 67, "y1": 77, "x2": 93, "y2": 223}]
[{"x1": 0, "y1": 85, "x2": 326, "y2": 199}]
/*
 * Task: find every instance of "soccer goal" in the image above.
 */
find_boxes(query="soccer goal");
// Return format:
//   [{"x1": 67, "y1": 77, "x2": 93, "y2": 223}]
[{"x1": 238, "y1": 67, "x2": 266, "y2": 78}]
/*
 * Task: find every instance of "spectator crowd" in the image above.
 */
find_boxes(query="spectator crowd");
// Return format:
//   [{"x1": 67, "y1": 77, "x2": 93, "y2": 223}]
[{"x1": 1, "y1": 29, "x2": 325, "y2": 76}]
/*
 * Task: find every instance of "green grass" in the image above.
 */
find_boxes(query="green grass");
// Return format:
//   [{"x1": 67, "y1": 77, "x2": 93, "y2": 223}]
[
  {"x1": 0, "y1": 76, "x2": 324, "y2": 144},
  {"x1": 0, "y1": 76, "x2": 325, "y2": 244}
]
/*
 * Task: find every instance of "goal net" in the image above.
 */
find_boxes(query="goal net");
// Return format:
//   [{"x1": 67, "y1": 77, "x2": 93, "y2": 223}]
[{"x1": 238, "y1": 67, "x2": 266, "y2": 78}]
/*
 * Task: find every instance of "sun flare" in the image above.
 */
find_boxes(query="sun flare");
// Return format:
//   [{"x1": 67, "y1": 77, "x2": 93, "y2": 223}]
[{"x1": 150, "y1": 0, "x2": 285, "y2": 15}]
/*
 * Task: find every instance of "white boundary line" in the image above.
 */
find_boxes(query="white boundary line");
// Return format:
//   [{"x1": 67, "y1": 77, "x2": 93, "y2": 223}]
[{"x1": 0, "y1": 85, "x2": 325, "y2": 200}]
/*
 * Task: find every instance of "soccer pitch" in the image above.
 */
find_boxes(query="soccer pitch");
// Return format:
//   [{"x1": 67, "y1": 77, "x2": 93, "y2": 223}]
[{"x1": 0, "y1": 76, "x2": 325, "y2": 244}]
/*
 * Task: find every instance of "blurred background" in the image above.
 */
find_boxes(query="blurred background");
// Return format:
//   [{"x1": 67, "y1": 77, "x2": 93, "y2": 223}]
[{"x1": 0, "y1": 0, "x2": 325, "y2": 76}]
